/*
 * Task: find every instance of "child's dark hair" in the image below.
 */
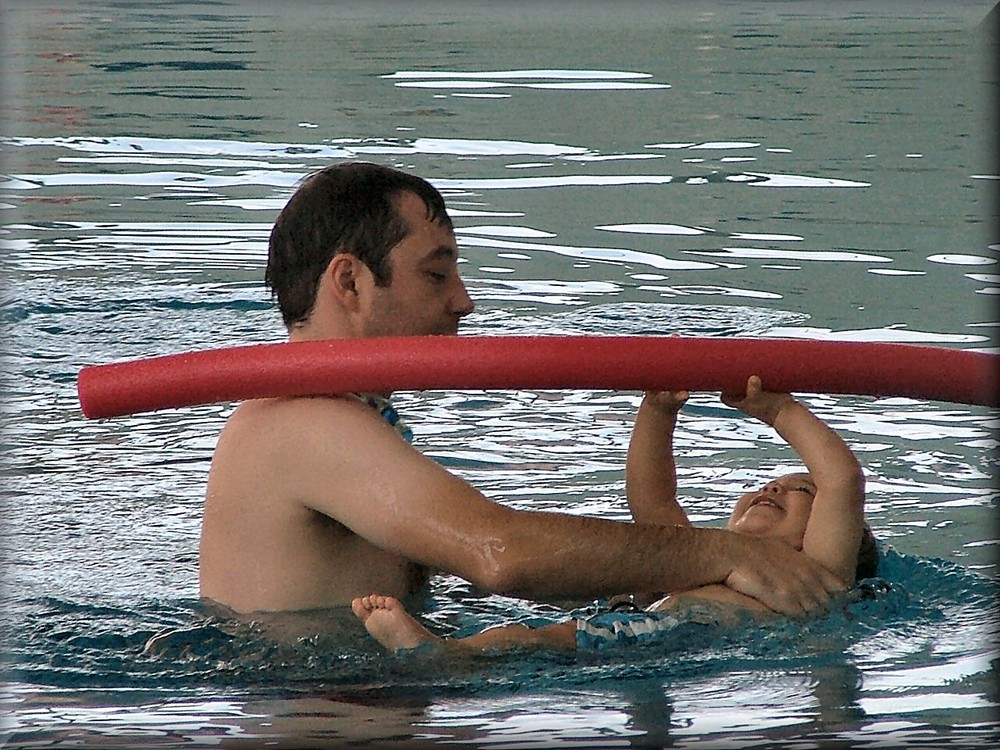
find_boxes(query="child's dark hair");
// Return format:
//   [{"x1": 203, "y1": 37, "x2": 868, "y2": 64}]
[{"x1": 855, "y1": 522, "x2": 879, "y2": 582}]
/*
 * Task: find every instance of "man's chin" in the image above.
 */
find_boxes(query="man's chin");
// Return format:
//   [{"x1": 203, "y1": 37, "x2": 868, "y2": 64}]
[{"x1": 378, "y1": 325, "x2": 461, "y2": 337}]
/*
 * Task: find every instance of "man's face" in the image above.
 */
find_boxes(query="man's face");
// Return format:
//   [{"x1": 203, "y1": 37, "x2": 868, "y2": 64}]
[
  {"x1": 726, "y1": 472, "x2": 816, "y2": 550},
  {"x1": 359, "y1": 191, "x2": 475, "y2": 337}
]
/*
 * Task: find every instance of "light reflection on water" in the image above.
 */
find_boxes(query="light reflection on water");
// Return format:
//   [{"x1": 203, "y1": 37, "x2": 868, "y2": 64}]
[{"x1": 2, "y1": 2, "x2": 998, "y2": 748}]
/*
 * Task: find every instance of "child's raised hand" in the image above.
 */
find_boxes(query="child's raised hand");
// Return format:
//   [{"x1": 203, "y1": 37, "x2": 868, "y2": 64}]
[
  {"x1": 720, "y1": 375, "x2": 795, "y2": 426},
  {"x1": 642, "y1": 389, "x2": 689, "y2": 415}
]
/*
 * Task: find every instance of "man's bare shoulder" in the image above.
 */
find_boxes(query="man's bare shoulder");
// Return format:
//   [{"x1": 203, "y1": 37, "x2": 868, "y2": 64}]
[
  {"x1": 221, "y1": 394, "x2": 387, "y2": 443},
  {"x1": 211, "y1": 394, "x2": 410, "y2": 489},
  {"x1": 228, "y1": 393, "x2": 366, "y2": 422}
]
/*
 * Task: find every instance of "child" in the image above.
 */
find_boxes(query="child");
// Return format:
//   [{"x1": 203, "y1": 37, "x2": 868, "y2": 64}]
[{"x1": 352, "y1": 375, "x2": 877, "y2": 653}]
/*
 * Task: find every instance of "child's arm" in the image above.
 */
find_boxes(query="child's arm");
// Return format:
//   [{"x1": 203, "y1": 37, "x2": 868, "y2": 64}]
[
  {"x1": 722, "y1": 376, "x2": 866, "y2": 586},
  {"x1": 625, "y1": 390, "x2": 693, "y2": 527}
]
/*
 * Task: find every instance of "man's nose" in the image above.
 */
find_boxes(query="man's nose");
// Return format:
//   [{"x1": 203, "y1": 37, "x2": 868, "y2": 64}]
[{"x1": 452, "y1": 278, "x2": 475, "y2": 317}]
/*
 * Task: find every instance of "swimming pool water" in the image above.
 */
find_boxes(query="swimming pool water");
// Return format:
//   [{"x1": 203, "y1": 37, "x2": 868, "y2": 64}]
[{"x1": 2, "y1": 2, "x2": 997, "y2": 747}]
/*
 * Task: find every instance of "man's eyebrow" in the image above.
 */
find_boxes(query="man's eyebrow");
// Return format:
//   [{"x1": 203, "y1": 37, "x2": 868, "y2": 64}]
[{"x1": 419, "y1": 245, "x2": 459, "y2": 262}]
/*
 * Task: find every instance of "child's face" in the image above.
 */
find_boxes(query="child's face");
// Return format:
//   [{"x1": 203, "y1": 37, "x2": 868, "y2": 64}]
[{"x1": 726, "y1": 472, "x2": 816, "y2": 549}]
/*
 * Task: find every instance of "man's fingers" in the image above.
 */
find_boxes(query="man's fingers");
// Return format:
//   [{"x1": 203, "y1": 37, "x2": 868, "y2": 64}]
[{"x1": 725, "y1": 542, "x2": 844, "y2": 617}]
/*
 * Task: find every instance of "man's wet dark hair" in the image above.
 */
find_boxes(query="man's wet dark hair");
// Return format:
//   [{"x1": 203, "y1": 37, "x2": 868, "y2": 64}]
[
  {"x1": 265, "y1": 162, "x2": 452, "y2": 328},
  {"x1": 855, "y1": 522, "x2": 879, "y2": 582}
]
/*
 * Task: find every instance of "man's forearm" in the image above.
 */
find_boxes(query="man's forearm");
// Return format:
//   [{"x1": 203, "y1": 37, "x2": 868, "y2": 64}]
[
  {"x1": 486, "y1": 512, "x2": 735, "y2": 599},
  {"x1": 464, "y1": 505, "x2": 842, "y2": 616}
]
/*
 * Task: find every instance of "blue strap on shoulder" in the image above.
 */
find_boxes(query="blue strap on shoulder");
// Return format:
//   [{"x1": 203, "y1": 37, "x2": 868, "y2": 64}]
[{"x1": 356, "y1": 393, "x2": 414, "y2": 443}]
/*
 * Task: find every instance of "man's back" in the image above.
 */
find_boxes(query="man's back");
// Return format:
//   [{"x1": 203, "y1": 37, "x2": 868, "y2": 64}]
[{"x1": 199, "y1": 396, "x2": 429, "y2": 613}]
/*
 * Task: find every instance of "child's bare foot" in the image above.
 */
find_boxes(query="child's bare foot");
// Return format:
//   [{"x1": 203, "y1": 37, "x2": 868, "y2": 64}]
[{"x1": 351, "y1": 594, "x2": 441, "y2": 652}]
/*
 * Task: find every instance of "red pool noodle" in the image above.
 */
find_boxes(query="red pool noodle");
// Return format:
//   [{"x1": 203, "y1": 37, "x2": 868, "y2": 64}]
[{"x1": 76, "y1": 336, "x2": 998, "y2": 419}]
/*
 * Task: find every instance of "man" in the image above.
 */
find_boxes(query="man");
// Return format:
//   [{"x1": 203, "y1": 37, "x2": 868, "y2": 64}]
[{"x1": 198, "y1": 162, "x2": 844, "y2": 617}]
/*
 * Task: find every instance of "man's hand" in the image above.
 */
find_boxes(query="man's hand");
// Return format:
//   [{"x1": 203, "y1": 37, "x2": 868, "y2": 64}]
[{"x1": 724, "y1": 534, "x2": 846, "y2": 616}]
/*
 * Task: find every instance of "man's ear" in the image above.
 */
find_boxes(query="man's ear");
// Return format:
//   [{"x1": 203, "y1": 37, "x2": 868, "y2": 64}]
[{"x1": 326, "y1": 253, "x2": 366, "y2": 312}]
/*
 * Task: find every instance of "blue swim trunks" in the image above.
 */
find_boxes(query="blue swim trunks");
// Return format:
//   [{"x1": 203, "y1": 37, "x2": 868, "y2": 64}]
[
  {"x1": 574, "y1": 603, "x2": 725, "y2": 651},
  {"x1": 575, "y1": 611, "x2": 684, "y2": 650}
]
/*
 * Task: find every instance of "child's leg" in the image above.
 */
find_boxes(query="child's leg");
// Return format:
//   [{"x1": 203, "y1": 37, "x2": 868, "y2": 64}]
[
  {"x1": 352, "y1": 594, "x2": 578, "y2": 653},
  {"x1": 456, "y1": 617, "x2": 578, "y2": 652}
]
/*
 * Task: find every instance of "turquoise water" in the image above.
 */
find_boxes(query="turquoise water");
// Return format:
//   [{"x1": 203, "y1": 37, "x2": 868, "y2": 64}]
[
  {"x1": 2, "y1": 2, "x2": 998, "y2": 747},
  {"x1": 4, "y1": 549, "x2": 998, "y2": 746}
]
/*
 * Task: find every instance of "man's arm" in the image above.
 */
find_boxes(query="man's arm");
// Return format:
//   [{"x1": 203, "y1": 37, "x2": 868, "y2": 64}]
[
  {"x1": 286, "y1": 395, "x2": 846, "y2": 613},
  {"x1": 625, "y1": 390, "x2": 692, "y2": 527},
  {"x1": 722, "y1": 376, "x2": 866, "y2": 586}
]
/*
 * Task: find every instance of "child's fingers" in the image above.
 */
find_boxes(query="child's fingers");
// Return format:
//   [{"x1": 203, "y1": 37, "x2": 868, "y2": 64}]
[
  {"x1": 720, "y1": 392, "x2": 742, "y2": 408},
  {"x1": 646, "y1": 389, "x2": 689, "y2": 402}
]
